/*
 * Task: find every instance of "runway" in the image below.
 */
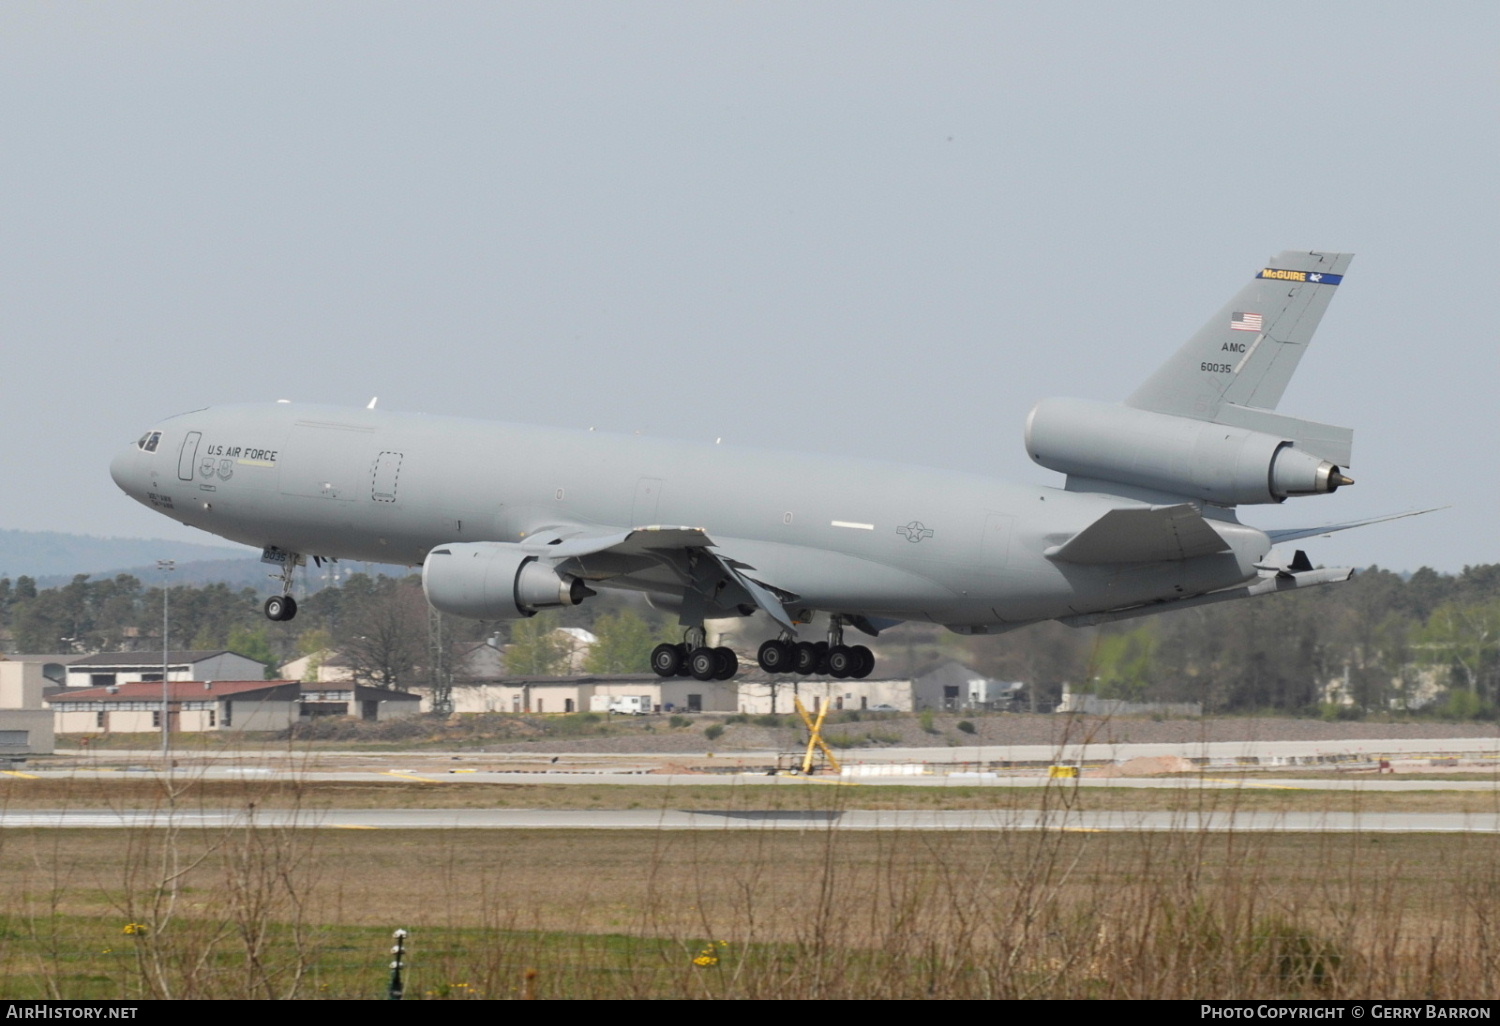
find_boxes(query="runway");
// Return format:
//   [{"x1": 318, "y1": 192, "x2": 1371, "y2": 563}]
[
  {"x1": 6, "y1": 807, "x2": 1500, "y2": 832},
  {"x1": 20, "y1": 764, "x2": 1500, "y2": 791}
]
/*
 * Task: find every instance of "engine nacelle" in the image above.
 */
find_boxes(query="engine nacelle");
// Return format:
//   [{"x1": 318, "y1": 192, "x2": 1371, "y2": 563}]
[
  {"x1": 422, "y1": 542, "x2": 595, "y2": 620},
  {"x1": 1025, "y1": 398, "x2": 1351, "y2": 505}
]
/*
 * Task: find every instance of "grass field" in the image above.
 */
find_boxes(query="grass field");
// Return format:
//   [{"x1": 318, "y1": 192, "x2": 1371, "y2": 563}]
[
  {"x1": 3, "y1": 824, "x2": 1499, "y2": 999},
  {"x1": 16, "y1": 722, "x2": 1500, "y2": 998},
  {"x1": 5, "y1": 773, "x2": 1500, "y2": 815},
  {"x1": 6, "y1": 760, "x2": 1500, "y2": 1000}
]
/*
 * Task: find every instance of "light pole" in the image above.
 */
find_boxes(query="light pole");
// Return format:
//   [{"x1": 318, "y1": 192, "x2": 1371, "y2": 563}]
[{"x1": 157, "y1": 559, "x2": 175, "y2": 759}]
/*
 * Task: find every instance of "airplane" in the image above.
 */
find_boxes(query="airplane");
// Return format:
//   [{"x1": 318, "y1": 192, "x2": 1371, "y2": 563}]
[{"x1": 111, "y1": 249, "x2": 1398, "y2": 683}]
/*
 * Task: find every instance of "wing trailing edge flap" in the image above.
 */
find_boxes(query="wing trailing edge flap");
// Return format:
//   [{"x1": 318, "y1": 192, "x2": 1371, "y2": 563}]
[
  {"x1": 1045, "y1": 504, "x2": 1231, "y2": 564},
  {"x1": 702, "y1": 549, "x2": 798, "y2": 632},
  {"x1": 533, "y1": 525, "x2": 799, "y2": 632},
  {"x1": 1059, "y1": 564, "x2": 1354, "y2": 629}
]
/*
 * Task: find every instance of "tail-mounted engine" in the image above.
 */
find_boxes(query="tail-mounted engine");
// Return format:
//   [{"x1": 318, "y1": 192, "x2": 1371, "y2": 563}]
[
  {"x1": 422, "y1": 542, "x2": 595, "y2": 619},
  {"x1": 1025, "y1": 398, "x2": 1352, "y2": 506}
]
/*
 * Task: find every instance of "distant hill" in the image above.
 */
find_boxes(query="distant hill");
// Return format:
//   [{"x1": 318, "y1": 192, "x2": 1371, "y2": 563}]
[
  {"x1": 35, "y1": 557, "x2": 273, "y2": 592},
  {"x1": 0, "y1": 529, "x2": 256, "y2": 581},
  {"x1": 34, "y1": 556, "x2": 416, "y2": 593}
]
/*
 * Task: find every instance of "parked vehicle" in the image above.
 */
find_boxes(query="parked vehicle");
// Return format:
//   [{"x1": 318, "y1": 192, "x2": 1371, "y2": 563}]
[{"x1": 604, "y1": 695, "x2": 653, "y2": 716}]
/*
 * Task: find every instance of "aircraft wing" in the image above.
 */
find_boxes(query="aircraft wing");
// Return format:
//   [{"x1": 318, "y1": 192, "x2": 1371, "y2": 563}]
[
  {"x1": 1045, "y1": 504, "x2": 1231, "y2": 564},
  {"x1": 529, "y1": 525, "x2": 800, "y2": 631},
  {"x1": 532, "y1": 525, "x2": 713, "y2": 560}
]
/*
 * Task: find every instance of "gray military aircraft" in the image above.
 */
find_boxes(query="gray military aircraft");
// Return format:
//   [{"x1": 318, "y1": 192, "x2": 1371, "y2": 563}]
[{"x1": 112, "y1": 249, "x2": 1396, "y2": 682}]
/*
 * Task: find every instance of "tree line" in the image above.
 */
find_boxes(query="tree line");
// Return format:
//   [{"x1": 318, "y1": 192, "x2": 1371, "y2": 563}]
[
  {"x1": 3, "y1": 563, "x2": 1499, "y2": 715},
  {"x1": 956, "y1": 565, "x2": 1500, "y2": 717},
  {"x1": 0, "y1": 570, "x2": 677, "y2": 688}
]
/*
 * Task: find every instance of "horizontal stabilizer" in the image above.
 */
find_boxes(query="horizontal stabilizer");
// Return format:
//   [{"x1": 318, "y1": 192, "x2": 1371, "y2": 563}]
[
  {"x1": 1045, "y1": 504, "x2": 1231, "y2": 564},
  {"x1": 1212, "y1": 404, "x2": 1353, "y2": 467},
  {"x1": 1264, "y1": 507, "x2": 1446, "y2": 545}
]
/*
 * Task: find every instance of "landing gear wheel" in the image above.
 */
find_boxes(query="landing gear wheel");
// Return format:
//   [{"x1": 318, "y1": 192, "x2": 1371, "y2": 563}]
[
  {"x1": 794, "y1": 641, "x2": 820, "y2": 675},
  {"x1": 827, "y1": 645, "x2": 856, "y2": 679},
  {"x1": 264, "y1": 595, "x2": 297, "y2": 622},
  {"x1": 757, "y1": 640, "x2": 795, "y2": 674},
  {"x1": 850, "y1": 644, "x2": 875, "y2": 679},
  {"x1": 650, "y1": 643, "x2": 683, "y2": 678},
  {"x1": 712, "y1": 647, "x2": 739, "y2": 680},
  {"x1": 674, "y1": 643, "x2": 693, "y2": 676},
  {"x1": 813, "y1": 641, "x2": 830, "y2": 676},
  {"x1": 688, "y1": 647, "x2": 719, "y2": 682}
]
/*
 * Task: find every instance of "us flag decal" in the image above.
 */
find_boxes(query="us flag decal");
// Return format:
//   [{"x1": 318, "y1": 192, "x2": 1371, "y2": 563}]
[{"x1": 1230, "y1": 311, "x2": 1263, "y2": 332}]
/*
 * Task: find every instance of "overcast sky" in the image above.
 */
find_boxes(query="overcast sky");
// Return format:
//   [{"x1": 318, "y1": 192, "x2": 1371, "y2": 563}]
[{"x1": 1, "y1": 2, "x2": 1493, "y2": 573}]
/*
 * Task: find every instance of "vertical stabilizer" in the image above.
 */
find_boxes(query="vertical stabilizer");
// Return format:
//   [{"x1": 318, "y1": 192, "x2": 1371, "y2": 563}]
[{"x1": 1126, "y1": 250, "x2": 1353, "y2": 420}]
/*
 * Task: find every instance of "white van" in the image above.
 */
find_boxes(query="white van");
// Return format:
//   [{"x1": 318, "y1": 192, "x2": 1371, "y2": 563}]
[{"x1": 606, "y1": 695, "x2": 654, "y2": 716}]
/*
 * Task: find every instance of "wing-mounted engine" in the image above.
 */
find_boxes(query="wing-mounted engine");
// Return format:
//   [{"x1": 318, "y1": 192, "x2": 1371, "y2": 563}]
[
  {"x1": 1025, "y1": 398, "x2": 1352, "y2": 506},
  {"x1": 422, "y1": 542, "x2": 596, "y2": 619}
]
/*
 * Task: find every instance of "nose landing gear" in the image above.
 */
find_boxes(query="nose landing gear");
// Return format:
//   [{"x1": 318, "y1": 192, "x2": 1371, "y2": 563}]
[
  {"x1": 264, "y1": 594, "x2": 298, "y2": 622},
  {"x1": 263, "y1": 551, "x2": 303, "y2": 622}
]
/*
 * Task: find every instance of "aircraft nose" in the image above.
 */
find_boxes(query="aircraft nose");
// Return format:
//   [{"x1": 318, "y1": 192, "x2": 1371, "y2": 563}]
[{"x1": 110, "y1": 445, "x2": 138, "y2": 494}]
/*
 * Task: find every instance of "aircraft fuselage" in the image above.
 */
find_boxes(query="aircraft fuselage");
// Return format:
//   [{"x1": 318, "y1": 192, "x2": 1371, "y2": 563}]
[{"x1": 110, "y1": 402, "x2": 1268, "y2": 632}]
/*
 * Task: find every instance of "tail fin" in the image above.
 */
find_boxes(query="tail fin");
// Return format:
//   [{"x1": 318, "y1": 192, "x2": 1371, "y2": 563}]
[
  {"x1": 1127, "y1": 250, "x2": 1354, "y2": 420},
  {"x1": 1027, "y1": 250, "x2": 1358, "y2": 504}
]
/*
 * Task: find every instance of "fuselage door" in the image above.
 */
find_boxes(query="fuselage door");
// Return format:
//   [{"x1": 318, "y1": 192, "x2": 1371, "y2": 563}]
[
  {"x1": 372, "y1": 452, "x2": 403, "y2": 502},
  {"x1": 176, "y1": 431, "x2": 202, "y2": 482},
  {"x1": 632, "y1": 477, "x2": 664, "y2": 526},
  {"x1": 981, "y1": 512, "x2": 1014, "y2": 573}
]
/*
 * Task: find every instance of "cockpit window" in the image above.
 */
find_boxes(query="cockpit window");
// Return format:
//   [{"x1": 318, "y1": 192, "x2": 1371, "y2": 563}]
[{"x1": 137, "y1": 431, "x2": 161, "y2": 453}]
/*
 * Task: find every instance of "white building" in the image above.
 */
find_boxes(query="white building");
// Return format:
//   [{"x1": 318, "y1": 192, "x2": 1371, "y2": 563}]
[
  {"x1": 413, "y1": 674, "x2": 737, "y2": 715},
  {"x1": 734, "y1": 676, "x2": 918, "y2": 715},
  {"x1": 0, "y1": 658, "x2": 58, "y2": 755},
  {"x1": 64, "y1": 650, "x2": 267, "y2": 689},
  {"x1": 914, "y1": 661, "x2": 1026, "y2": 711},
  {"x1": 48, "y1": 680, "x2": 422, "y2": 733},
  {"x1": 49, "y1": 680, "x2": 303, "y2": 733},
  {"x1": 280, "y1": 648, "x2": 352, "y2": 684}
]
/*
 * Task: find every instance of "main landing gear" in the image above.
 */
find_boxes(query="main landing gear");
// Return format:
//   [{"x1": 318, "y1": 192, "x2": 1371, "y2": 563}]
[
  {"x1": 755, "y1": 616, "x2": 874, "y2": 679},
  {"x1": 650, "y1": 627, "x2": 740, "y2": 682},
  {"x1": 263, "y1": 551, "x2": 301, "y2": 622}
]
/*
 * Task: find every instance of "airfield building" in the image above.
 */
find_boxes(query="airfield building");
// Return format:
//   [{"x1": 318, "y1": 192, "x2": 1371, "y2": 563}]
[
  {"x1": 64, "y1": 650, "x2": 268, "y2": 689},
  {"x1": 417, "y1": 674, "x2": 739, "y2": 715},
  {"x1": 0, "y1": 658, "x2": 58, "y2": 756},
  {"x1": 48, "y1": 680, "x2": 421, "y2": 733}
]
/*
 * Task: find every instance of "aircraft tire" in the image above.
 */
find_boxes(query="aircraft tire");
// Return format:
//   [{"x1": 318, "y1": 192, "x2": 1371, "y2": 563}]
[
  {"x1": 793, "y1": 642, "x2": 820, "y2": 675},
  {"x1": 688, "y1": 647, "x2": 719, "y2": 682},
  {"x1": 826, "y1": 645, "x2": 855, "y2": 679},
  {"x1": 757, "y1": 640, "x2": 794, "y2": 674},
  {"x1": 813, "y1": 641, "x2": 830, "y2": 675},
  {"x1": 264, "y1": 595, "x2": 297, "y2": 622},
  {"x1": 850, "y1": 645, "x2": 874, "y2": 679},
  {"x1": 650, "y1": 643, "x2": 682, "y2": 678},
  {"x1": 712, "y1": 647, "x2": 739, "y2": 680}
]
